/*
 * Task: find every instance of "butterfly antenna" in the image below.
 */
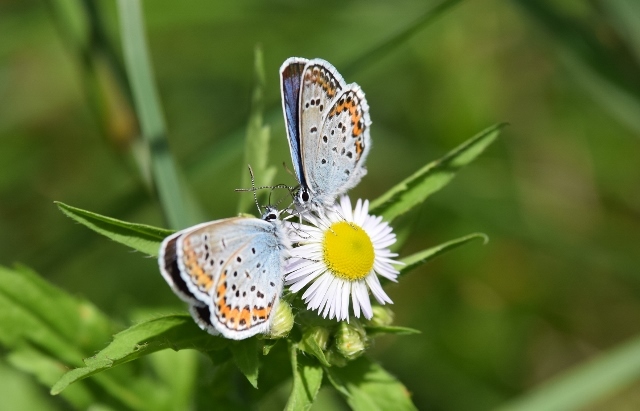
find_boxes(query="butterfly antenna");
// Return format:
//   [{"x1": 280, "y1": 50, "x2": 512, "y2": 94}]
[
  {"x1": 282, "y1": 161, "x2": 300, "y2": 184},
  {"x1": 247, "y1": 165, "x2": 262, "y2": 214}
]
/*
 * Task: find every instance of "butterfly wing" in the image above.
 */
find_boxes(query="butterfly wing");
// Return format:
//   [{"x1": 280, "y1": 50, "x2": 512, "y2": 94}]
[
  {"x1": 280, "y1": 57, "x2": 309, "y2": 186},
  {"x1": 307, "y1": 84, "x2": 371, "y2": 207},
  {"x1": 181, "y1": 217, "x2": 288, "y2": 340},
  {"x1": 159, "y1": 217, "x2": 289, "y2": 340},
  {"x1": 158, "y1": 220, "x2": 229, "y2": 307},
  {"x1": 298, "y1": 59, "x2": 347, "y2": 195}
]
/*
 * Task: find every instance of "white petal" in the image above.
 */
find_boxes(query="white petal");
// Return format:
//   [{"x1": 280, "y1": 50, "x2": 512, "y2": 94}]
[
  {"x1": 340, "y1": 282, "x2": 350, "y2": 320},
  {"x1": 351, "y1": 284, "x2": 361, "y2": 318},
  {"x1": 353, "y1": 199, "x2": 362, "y2": 222},
  {"x1": 288, "y1": 267, "x2": 325, "y2": 292},
  {"x1": 334, "y1": 280, "x2": 343, "y2": 320},
  {"x1": 302, "y1": 272, "x2": 331, "y2": 303},
  {"x1": 375, "y1": 249, "x2": 399, "y2": 258},
  {"x1": 285, "y1": 261, "x2": 326, "y2": 282},
  {"x1": 361, "y1": 199, "x2": 370, "y2": 217},
  {"x1": 366, "y1": 273, "x2": 393, "y2": 304},
  {"x1": 375, "y1": 256, "x2": 402, "y2": 266},
  {"x1": 373, "y1": 263, "x2": 399, "y2": 282},
  {"x1": 339, "y1": 196, "x2": 353, "y2": 221},
  {"x1": 308, "y1": 273, "x2": 335, "y2": 310},
  {"x1": 356, "y1": 281, "x2": 373, "y2": 319},
  {"x1": 375, "y1": 238, "x2": 397, "y2": 249},
  {"x1": 322, "y1": 277, "x2": 339, "y2": 319}
]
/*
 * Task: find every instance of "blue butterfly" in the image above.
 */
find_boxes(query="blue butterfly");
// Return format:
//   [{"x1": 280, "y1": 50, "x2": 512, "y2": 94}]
[
  {"x1": 158, "y1": 207, "x2": 290, "y2": 340},
  {"x1": 280, "y1": 58, "x2": 371, "y2": 214}
]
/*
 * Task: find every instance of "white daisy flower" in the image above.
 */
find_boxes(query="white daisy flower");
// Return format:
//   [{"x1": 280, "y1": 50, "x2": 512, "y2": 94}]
[{"x1": 285, "y1": 195, "x2": 401, "y2": 321}]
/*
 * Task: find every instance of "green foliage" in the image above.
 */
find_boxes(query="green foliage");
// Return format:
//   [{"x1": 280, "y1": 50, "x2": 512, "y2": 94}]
[
  {"x1": 238, "y1": 46, "x2": 277, "y2": 214},
  {"x1": 0, "y1": 265, "x2": 158, "y2": 410},
  {"x1": 0, "y1": 264, "x2": 113, "y2": 364},
  {"x1": 364, "y1": 326, "x2": 421, "y2": 336},
  {"x1": 370, "y1": 123, "x2": 506, "y2": 221},
  {"x1": 230, "y1": 338, "x2": 260, "y2": 388},
  {"x1": 44, "y1": 119, "x2": 496, "y2": 408},
  {"x1": 117, "y1": 0, "x2": 204, "y2": 229},
  {"x1": 55, "y1": 202, "x2": 171, "y2": 257},
  {"x1": 51, "y1": 314, "x2": 224, "y2": 395},
  {"x1": 17, "y1": 0, "x2": 640, "y2": 409},
  {"x1": 326, "y1": 357, "x2": 418, "y2": 411},
  {"x1": 398, "y1": 233, "x2": 488, "y2": 276},
  {"x1": 496, "y1": 334, "x2": 640, "y2": 411},
  {"x1": 285, "y1": 344, "x2": 324, "y2": 411}
]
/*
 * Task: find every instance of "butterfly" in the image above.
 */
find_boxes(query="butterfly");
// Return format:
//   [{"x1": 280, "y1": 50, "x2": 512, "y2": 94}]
[
  {"x1": 280, "y1": 57, "x2": 372, "y2": 214},
  {"x1": 158, "y1": 207, "x2": 291, "y2": 340}
]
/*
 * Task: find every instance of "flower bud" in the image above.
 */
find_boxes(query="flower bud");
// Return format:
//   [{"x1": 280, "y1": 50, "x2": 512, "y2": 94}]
[
  {"x1": 325, "y1": 347, "x2": 348, "y2": 367},
  {"x1": 334, "y1": 321, "x2": 367, "y2": 360},
  {"x1": 303, "y1": 326, "x2": 330, "y2": 351},
  {"x1": 367, "y1": 305, "x2": 395, "y2": 327},
  {"x1": 267, "y1": 301, "x2": 294, "y2": 339}
]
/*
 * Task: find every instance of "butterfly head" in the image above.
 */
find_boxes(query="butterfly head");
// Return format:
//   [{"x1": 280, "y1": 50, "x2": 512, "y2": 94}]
[
  {"x1": 261, "y1": 206, "x2": 281, "y2": 222},
  {"x1": 295, "y1": 187, "x2": 311, "y2": 206}
]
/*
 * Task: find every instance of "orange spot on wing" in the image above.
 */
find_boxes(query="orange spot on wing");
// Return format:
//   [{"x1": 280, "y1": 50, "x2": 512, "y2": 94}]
[
  {"x1": 251, "y1": 305, "x2": 272, "y2": 322},
  {"x1": 305, "y1": 65, "x2": 340, "y2": 99},
  {"x1": 227, "y1": 307, "x2": 240, "y2": 329},
  {"x1": 239, "y1": 307, "x2": 251, "y2": 329},
  {"x1": 182, "y1": 238, "x2": 213, "y2": 292},
  {"x1": 355, "y1": 139, "x2": 365, "y2": 159}
]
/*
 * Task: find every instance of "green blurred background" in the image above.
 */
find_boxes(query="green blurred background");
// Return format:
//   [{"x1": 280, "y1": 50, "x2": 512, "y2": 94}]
[{"x1": 2, "y1": 0, "x2": 640, "y2": 409}]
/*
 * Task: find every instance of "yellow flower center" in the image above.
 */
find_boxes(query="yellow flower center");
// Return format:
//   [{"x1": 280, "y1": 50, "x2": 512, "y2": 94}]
[{"x1": 322, "y1": 222, "x2": 375, "y2": 281}]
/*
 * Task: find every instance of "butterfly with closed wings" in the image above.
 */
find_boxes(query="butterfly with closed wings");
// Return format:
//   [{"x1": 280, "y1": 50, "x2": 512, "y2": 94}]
[{"x1": 280, "y1": 57, "x2": 372, "y2": 215}]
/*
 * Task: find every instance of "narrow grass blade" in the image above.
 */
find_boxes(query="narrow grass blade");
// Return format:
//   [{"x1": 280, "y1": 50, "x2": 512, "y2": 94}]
[
  {"x1": 370, "y1": 124, "x2": 505, "y2": 222},
  {"x1": 344, "y1": 0, "x2": 464, "y2": 76},
  {"x1": 495, "y1": 333, "x2": 640, "y2": 411},
  {"x1": 56, "y1": 202, "x2": 172, "y2": 256},
  {"x1": 117, "y1": 0, "x2": 203, "y2": 228}
]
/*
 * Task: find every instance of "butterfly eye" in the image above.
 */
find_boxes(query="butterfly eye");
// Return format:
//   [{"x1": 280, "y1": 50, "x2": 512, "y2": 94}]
[
  {"x1": 301, "y1": 191, "x2": 310, "y2": 202},
  {"x1": 267, "y1": 213, "x2": 277, "y2": 221}
]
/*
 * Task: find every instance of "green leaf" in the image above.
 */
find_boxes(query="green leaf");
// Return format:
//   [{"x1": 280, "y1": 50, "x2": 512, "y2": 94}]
[
  {"x1": 0, "y1": 359, "x2": 62, "y2": 411},
  {"x1": 238, "y1": 45, "x2": 277, "y2": 214},
  {"x1": 0, "y1": 265, "x2": 159, "y2": 409},
  {"x1": 7, "y1": 345, "x2": 94, "y2": 409},
  {"x1": 262, "y1": 339, "x2": 279, "y2": 356},
  {"x1": 370, "y1": 123, "x2": 506, "y2": 221},
  {"x1": 495, "y1": 333, "x2": 640, "y2": 411},
  {"x1": 51, "y1": 314, "x2": 222, "y2": 395},
  {"x1": 0, "y1": 264, "x2": 113, "y2": 365},
  {"x1": 230, "y1": 338, "x2": 260, "y2": 389},
  {"x1": 117, "y1": 0, "x2": 203, "y2": 228},
  {"x1": 146, "y1": 349, "x2": 199, "y2": 411},
  {"x1": 344, "y1": 0, "x2": 464, "y2": 76},
  {"x1": 56, "y1": 201, "x2": 172, "y2": 257},
  {"x1": 364, "y1": 326, "x2": 422, "y2": 336},
  {"x1": 326, "y1": 356, "x2": 417, "y2": 411},
  {"x1": 285, "y1": 344, "x2": 324, "y2": 411},
  {"x1": 299, "y1": 331, "x2": 331, "y2": 368},
  {"x1": 398, "y1": 233, "x2": 489, "y2": 276}
]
